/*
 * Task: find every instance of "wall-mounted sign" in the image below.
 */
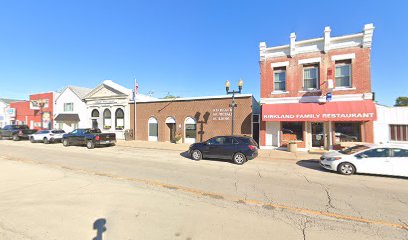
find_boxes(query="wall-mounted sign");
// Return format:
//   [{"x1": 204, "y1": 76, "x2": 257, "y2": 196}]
[
  {"x1": 6, "y1": 108, "x2": 16, "y2": 117},
  {"x1": 95, "y1": 100, "x2": 118, "y2": 105},
  {"x1": 30, "y1": 99, "x2": 49, "y2": 110},
  {"x1": 212, "y1": 108, "x2": 232, "y2": 121}
]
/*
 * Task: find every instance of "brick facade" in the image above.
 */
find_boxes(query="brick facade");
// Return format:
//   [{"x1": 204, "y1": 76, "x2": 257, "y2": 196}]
[{"x1": 130, "y1": 96, "x2": 258, "y2": 143}]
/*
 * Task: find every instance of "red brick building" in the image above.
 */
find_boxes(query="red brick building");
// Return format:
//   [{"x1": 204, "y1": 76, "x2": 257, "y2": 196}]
[
  {"x1": 9, "y1": 92, "x2": 57, "y2": 130},
  {"x1": 259, "y1": 24, "x2": 376, "y2": 150}
]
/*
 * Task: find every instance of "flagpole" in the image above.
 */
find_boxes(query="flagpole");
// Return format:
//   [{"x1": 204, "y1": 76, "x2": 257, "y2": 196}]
[{"x1": 134, "y1": 79, "x2": 137, "y2": 140}]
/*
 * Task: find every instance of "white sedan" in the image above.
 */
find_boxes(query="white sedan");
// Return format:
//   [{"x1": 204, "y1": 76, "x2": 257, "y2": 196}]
[
  {"x1": 320, "y1": 144, "x2": 408, "y2": 177},
  {"x1": 29, "y1": 130, "x2": 66, "y2": 144}
]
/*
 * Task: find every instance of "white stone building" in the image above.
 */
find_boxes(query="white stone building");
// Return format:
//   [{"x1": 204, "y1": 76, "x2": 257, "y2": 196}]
[
  {"x1": 53, "y1": 86, "x2": 92, "y2": 132},
  {"x1": 374, "y1": 104, "x2": 408, "y2": 144},
  {"x1": 83, "y1": 80, "x2": 133, "y2": 140}
]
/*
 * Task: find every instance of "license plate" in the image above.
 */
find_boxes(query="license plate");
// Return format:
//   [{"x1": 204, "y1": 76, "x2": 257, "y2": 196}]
[{"x1": 105, "y1": 140, "x2": 110, "y2": 144}]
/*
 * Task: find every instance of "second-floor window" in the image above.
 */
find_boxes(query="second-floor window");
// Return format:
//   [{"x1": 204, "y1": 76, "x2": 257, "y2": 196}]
[
  {"x1": 274, "y1": 68, "x2": 286, "y2": 91},
  {"x1": 64, "y1": 103, "x2": 74, "y2": 112},
  {"x1": 303, "y1": 65, "x2": 319, "y2": 90},
  {"x1": 335, "y1": 61, "x2": 352, "y2": 88}
]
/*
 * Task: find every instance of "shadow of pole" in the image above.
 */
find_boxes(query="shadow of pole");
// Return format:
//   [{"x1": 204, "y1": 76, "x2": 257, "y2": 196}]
[
  {"x1": 195, "y1": 112, "x2": 210, "y2": 142},
  {"x1": 93, "y1": 218, "x2": 107, "y2": 240}
]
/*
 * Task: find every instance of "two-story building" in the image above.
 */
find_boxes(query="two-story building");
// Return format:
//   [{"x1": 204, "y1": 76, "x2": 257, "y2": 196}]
[
  {"x1": 0, "y1": 98, "x2": 22, "y2": 128},
  {"x1": 259, "y1": 24, "x2": 376, "y2": 151},
  {"x1": 53, "y1": 86, "x2": 92, "y2": 132}
]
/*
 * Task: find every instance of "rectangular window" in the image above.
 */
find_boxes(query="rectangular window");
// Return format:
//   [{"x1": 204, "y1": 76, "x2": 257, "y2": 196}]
[
  {"x1": 149, "y1": 123, "x2": 158, "y2": 137},
  {"x1": 303, "y1": 65, "x2": 319, "y2": 90},
  {"x1": 282, "y1": 122, "x2": 303, "y2": 141},
  {"x1": 185, "y1": 124, "x2": 196, "y2": 139},
  {"x1": 334, "y1": 122, "x2": 361, "y2": 142},
  {"x1": 274, "y1": 68, "x2": 286, "y2": 91},
  {"x1": 335, "y1": 60, "x2": 351, "y2": 87},
  {"x1": 64, "y1": 103, "x2": 74, "y2": 112},
  {"x1": 390, "y1": 125, "x2": 408, "y2": 141}
]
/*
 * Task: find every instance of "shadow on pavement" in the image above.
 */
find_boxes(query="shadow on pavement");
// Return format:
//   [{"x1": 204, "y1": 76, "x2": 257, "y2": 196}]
[
  {"x1": 180, "y1": 151, "x2": 235, "y2": 164},
  {"x1": 296, "y1": 159, "x2": 330, "y2": 173},
  {"x1": 93, "y1": 218, "x2": 107, "y2": 240}
]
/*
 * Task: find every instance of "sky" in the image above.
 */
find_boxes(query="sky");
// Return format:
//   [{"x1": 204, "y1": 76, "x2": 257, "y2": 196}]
[{"x1": 0, "y1": 0, "x2": 407, "y2": 106}]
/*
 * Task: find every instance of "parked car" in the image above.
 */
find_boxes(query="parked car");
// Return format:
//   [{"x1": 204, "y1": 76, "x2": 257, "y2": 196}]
[
  {"x1": 188, "y1": 136, "x2": 258, "y2": 165},
  {"x1": 320, "y1": 144, "x2": 408, "y2": 177},
  {"x1": 29, "y1": 129, "x2": 66, "y2": 144},
  {"x1": 0, "y1": 125, "x2": 38, "y2": 141},
  {"x1": 62, "y1": 128, "x2": 116, "y2": 149}
]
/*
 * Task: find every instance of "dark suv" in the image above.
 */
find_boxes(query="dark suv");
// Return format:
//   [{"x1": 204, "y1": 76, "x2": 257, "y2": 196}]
[{"x1": 188, "y1": 136, "x2": 258, "y2": 164}]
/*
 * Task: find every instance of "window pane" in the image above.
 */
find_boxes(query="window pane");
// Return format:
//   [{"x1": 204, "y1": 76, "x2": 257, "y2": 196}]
[
  {"x1": 282, "y1": 122, "x2": 303, "y2": 141},
  {"x1": 303, "y1": 67, "x2": 318, "y2": 89},
  {"x1": 335, "y1": 64, "x2": 351, "y2": 87},
  {"x1": 362, "y1": 148, "x2": 390, "y2": 158},
  {"x1": 335, "y1": 122, "x2": 361, "y2": 142},
  {"x1": 185, "y1": 124, "x2": 196, "y2": 138},
  {"x1": 274, "y1": 70, "x2": 286, "y2": 91},
  {"x1": 149, "y1": 123, "x2": 158, "y2": 137},
  {"x1": 392, "y1": 148, "x2": 408, "y2": 157}
]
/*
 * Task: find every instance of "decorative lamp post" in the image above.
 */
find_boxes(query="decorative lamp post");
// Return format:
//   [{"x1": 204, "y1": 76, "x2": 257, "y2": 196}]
[{"x1": 225, "y1": 79, "x2": 244, "y2": 136}]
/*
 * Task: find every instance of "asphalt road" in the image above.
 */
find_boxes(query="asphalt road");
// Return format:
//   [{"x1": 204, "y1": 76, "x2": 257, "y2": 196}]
[{"x1": 0, "y1": 140, "x2": 407, "y2": 240}]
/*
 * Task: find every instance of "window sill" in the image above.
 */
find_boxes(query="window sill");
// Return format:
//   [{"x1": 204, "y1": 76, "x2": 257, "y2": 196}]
[
  {"x1": 333, "y1": 87, "x2": 356, "y2": 91},
  {"x1": 298, "y1": 89, "x2": 321, "y2": 93},
  {"x1": 271, "y1": 91, "x2": 289, "y2": 95}
]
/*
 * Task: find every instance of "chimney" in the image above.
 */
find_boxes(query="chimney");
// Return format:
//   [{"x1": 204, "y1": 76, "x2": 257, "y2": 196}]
[
  {"x1": 324, "y1": 26, "x2": 331, "y2": 53},
  {"x1": 290, "y1": 32, "x2": 296, "y2": 57},
  {"x1": 363, "y1": 23, "x2": 375, "y2": 48}
]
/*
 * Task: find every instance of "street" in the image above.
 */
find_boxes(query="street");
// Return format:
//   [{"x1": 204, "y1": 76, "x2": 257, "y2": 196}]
[{"x1": 0, "y1": 140, "x2": 407, "y2": 240}]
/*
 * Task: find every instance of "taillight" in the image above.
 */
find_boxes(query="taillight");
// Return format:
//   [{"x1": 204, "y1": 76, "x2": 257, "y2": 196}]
[
  {"x1": 95, "y1": 136, "x2": 100, "y2": 141},
  {"x1": 248, "y1": 145, "x2": 257, "y2": 150}
]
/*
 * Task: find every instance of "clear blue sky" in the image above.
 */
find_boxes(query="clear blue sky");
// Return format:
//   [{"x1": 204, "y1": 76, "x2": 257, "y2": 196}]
[{"x1": 0, "y1": 0, "x2": 407, "y2": 106}]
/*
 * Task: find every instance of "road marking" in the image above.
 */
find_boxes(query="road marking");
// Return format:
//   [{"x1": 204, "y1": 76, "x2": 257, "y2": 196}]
[{"x1": 1, "y1": 155, "x2": 407, "y2": 231}]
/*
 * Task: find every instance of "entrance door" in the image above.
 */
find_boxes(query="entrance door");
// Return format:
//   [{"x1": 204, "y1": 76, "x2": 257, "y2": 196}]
[
  {"x1": 92, "y1": 119, "x2": 98, "y2": 129},
  {"x1": 167, "y1": 123, "x2": 176, "y2": 142},
  {"x1": 311, "y1": 122, "x2": 324, "y2": 148}
]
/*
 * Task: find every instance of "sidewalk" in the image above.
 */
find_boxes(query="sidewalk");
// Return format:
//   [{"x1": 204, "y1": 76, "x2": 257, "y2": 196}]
[{"x1": 116, "y1": 140, "x2": 321, "y2": 161}]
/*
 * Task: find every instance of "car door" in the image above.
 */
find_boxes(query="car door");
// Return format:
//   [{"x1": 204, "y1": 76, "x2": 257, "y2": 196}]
[
  {"x1": 355, "y1": 148, "x2": 393, "y2": 175},
  {"x1": 69, "y1": 129, "x2": 80, "y2": 145},
  {"x1": 205, "y1": 137, "x2": 226, "y2": 159},
  {"x1": 390, "y1": 148, "x2": 408, "y2": 177},
  {"x1": 222, "y1": 137, "x2": 238, "y2": 159}
]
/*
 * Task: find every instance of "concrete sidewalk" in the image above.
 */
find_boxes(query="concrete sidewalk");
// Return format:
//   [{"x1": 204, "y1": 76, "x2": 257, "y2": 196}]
[{"x1": 116, "y1": 140, "x2": 321, "y2": 161}]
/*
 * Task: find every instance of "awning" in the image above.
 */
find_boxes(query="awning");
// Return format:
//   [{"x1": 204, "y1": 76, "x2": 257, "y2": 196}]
[
  {"x1": 262, "y1": 100, "x2": 376, "y2": 122},
  {"x1": 54, "y1": 114, "x2": 80, "y2": 122}
]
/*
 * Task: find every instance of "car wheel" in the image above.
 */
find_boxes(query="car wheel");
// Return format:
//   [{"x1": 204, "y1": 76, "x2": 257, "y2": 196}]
[
  {"x1": 63, "y1": 139, "x2": 69, "y2": 147},
  {"x1": 233, "y1": 152, "x2": 246, "y2": 165},
  {"x1": 86, "y1": 140, "x2": 95, "y2": 149},
  {"x1": 337, "y1": 162, "x2": 356, "y2": 175},
  {"x1": 191, "y1": 149, "x2": 202, "y2": 160},
  {"x1": 12, "y1": 135, "x2": 20, "y2": 141},
  {"x1": 43, "y1": 137, "x2": 49, "y2": 144},
  {"x1": 30, "y1": 137, "x2": 35, "y2": 143}
]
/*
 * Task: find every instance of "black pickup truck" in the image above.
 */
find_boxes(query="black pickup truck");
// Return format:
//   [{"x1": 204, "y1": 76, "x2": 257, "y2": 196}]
[
  {"x1": 0, "y1": 125, "x2": 38, "y2": 141},
  {"x1": 62, "y1": 128, "x2": 116, "y2": 149}
]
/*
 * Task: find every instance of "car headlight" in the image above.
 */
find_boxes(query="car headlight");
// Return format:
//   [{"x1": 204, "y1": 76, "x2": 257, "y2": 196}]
[{"x1": 326, "y1": 157, "x2": 342, "y2": 161}]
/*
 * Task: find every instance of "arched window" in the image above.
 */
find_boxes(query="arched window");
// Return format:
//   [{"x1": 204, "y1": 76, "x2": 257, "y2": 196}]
[
  {"x1": 91, "y1": 109, "x2": 99, "y2": 118},
  {"x1": 148, "y1": 117, "x2": 158, "y2": 141},
  {"x1": 103, "y1": 109, "x2": 111, "y2": 129},
  {"x1": 115, "y1": 108, "x2": 125, "y2": 130},
  {"x1": 184, "y1": 117, "x2": 196, "y2": 144}
]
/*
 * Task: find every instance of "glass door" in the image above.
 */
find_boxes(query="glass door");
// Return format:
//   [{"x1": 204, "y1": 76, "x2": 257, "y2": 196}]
[{"x1": 311, "y1": 122, "x2": 324, "y2": 148}]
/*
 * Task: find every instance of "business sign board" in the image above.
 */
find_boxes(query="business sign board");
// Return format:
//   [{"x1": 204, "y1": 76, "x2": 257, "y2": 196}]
[{"x1": 6, "y1": 108, "x2": 16, "y2": 117}]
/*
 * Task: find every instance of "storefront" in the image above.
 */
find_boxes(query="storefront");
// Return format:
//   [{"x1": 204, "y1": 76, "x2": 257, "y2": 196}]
[
  {"x1": 130, "y1": 94, "x2": 260, "y2": 144},
  {"x1": 261, "y1": 100, "x2": 376, "y2": 150},
  {"x1": 374, "y1": 104, "x2": 408, "y2": 144}
]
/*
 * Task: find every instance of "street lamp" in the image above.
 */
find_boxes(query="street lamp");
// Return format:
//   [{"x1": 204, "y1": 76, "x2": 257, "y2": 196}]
[{"x1": 225, "y1": 79, "x2": 244, "y2": 136}]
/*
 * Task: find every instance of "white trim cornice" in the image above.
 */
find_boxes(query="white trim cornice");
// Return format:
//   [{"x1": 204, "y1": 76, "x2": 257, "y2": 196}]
[
  {"x1": 298, "y1": 57, "x2": 321, "y2": 65},
  {"x1": 271, "y1": 61, "x2": 289, "y2": 68},
  {"x1": 331, "y1": 53, "x2": 355, "y2": 61}
]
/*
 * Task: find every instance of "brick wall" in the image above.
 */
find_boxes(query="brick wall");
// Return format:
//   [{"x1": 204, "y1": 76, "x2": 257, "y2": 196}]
[
  {"x1": 130, "y1": 97, "x2": 254, "y2": 143},
  {"x1": 260, "y1": 47, "x2": 371, "y2": 99}
]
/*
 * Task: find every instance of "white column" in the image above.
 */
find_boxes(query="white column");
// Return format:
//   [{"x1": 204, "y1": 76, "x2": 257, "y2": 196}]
[{"x1": 328, "y1": 121, "x2": 333, "y2": 150}]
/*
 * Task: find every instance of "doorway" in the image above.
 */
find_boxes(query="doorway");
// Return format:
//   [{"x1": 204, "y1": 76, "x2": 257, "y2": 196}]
[
  {"x1": 167, "y1": 123, "x2": 176, "y2": 142},
  {"x1": 311, "y1": 122, "x2": 324, "y2": 148},
  {"x1": 92, "y1": 119, "x2": 98, "y2": 129}
]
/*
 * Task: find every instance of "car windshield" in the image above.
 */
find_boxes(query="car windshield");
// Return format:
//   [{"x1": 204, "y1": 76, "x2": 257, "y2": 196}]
[
  {"x1": 339, "y1": 145, "x2": 370, "y2": 155},
  {"x1": 238, "y1": 137, "x2": 258, "y2": 146}
]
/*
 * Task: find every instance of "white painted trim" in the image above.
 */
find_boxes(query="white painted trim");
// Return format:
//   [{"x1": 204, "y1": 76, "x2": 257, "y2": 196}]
[
  {"x1": 131, "y1": 94, "x2": 253, "y2": 103},
  {"x1": 165, "y1": 117, "x2": 176, "y2": 124},
  {"x1": 298, "y1": 57, "x2": 321, "y2": 65},
  {"x1": 331, "y1": 53, "x2": 355, "y2": 61},
  {"x1": 271, "y1": 61, "x2": 289, "y2": 68},
  {"x1": 260, "y1": 93, "x2": 372, "y2": 104},
  {"x1": 184, "y1": 117, "x2": 196, "y2": 144},
  {"x1": 271, "y1": 91, "x2": 289, "y2": 95},
  {"x1": 333, "y1": 87, "x2": 356, "y2": 91},
  {"x1": 298, "y1": 90, "x2": 322, "y2": 93}
]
